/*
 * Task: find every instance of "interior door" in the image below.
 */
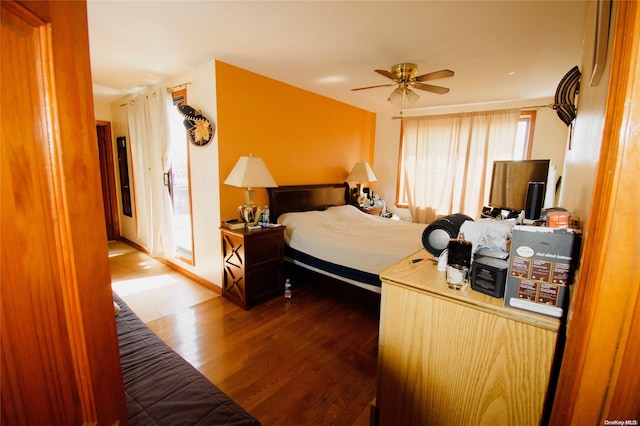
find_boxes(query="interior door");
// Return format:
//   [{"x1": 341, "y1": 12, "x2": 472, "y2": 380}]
[
  {"x1": 0, "y1": 1, "x2": 127, "y2": 423},
  {"x1": 96, "y1": 121, "x2": 119, "y2": 241}
]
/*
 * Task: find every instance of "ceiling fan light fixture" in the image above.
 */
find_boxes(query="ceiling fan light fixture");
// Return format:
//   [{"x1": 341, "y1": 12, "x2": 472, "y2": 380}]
[
  {"x1": 388, "y1": 86, "x2": 419, "y2": 105},
  {"x1": 406, "y1": 88, "x2": 420, "y2": 103},
  {"x1": 388, "y1": 87, "x2": 404, "y2": 103}
]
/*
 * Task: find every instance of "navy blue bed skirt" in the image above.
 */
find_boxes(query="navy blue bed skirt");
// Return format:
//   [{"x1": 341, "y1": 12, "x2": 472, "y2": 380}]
[{"x1": 285, "y1": 246, "x2": 381, "y2": 287}]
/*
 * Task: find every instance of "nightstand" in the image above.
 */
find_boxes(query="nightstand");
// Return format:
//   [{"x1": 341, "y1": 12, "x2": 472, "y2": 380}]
[
  {"x1": 220, "y1": 225, "x2": 285, "y2": 309},
  {"x1": 362, "y1": 205, "x2": 383, "y2": 216}
]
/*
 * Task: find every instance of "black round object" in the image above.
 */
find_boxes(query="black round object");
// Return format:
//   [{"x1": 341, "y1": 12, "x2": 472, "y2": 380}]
[{"x1": 422, "y1": 213, "x2": 474, "y2": 257}]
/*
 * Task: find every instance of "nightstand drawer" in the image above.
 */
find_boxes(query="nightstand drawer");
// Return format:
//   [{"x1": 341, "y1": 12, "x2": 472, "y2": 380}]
[
  {"x1": 246, "y1": 232, "x2": 283, "y2": 265},
  {"x1": 246, "y1": 263, "x2": 283, "y2": 304}
]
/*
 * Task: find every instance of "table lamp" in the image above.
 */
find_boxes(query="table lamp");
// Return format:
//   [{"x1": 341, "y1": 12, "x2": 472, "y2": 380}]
[
  {"x1": 347, "y1": 161, "x2": 377, "y2": 204},
  {"x1": 224, "y1": 154, "x2": 277, "y2": 223}
]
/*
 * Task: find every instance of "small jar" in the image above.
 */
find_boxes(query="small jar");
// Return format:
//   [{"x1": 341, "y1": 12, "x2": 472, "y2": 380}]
[{"x1": 446, "y1": 232, "x2": 472, "y2": 289}]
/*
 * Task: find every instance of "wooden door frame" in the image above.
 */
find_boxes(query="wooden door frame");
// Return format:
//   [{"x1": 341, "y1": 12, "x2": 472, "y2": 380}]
[
  {"x1": 550, "y1": 1, "x2": 640, "y2": 423},
  {"x1": 96, "y1": 120, "x2": 120, "y2": 240},
  {"x1": 1, "y1": 1, "x2": 128, "y2": 423}
]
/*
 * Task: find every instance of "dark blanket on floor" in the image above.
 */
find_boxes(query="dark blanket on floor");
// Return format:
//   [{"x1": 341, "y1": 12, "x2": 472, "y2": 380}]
[{"x1": 114, "y1": 293, "x2": 261, "y2": 426}]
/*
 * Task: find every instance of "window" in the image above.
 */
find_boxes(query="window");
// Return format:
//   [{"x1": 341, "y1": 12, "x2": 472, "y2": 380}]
[
  {"x1": 514, "y1": 110, "x2": 536, "y2": 160},
  {"x1": 169, "y1": 89, "x2": 194, "y2": 263},
  {"x1": 396, "y1": 110, "x2": 536, "y2": 209}
]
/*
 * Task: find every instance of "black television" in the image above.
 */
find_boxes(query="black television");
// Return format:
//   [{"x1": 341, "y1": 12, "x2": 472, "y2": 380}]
[{"x1": 488, "y1": 159, "x2": 550, "y2": 212}]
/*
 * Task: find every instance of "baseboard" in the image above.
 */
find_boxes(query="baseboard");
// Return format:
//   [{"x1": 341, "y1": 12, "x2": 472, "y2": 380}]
[
  {"x1": 119, "y1": 237, "x2": 148, "y2": 254},
  {"x1": 154, "y1": 257, "x2": 221, "y2": 295}
]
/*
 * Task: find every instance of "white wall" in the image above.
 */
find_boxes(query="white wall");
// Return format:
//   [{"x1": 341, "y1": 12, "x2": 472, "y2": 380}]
[
  {"x1": 373, "y1": 97, "x2": 570, "y2": 220},
  {"x1": 94, "y1": 101, "x2": 113, "y2": 122},
  {"x1": 172, "y1": 60, "x2": 222, "y2": 287},
  {"x1": 530, "y1": 106, "x2": 572, "y2": 207},
  {"x1": 108, "y1": 98, "x2": 136, "y2": 241},
  {"x1": 94, "y1": 98, "x2": 137, "y2": 239},
  {"x1": 557, "y1": 0, "x2": 613, "y2": 229},
  {"x1": 372, "y1": 117, "x2": 402, "y2": 216}
]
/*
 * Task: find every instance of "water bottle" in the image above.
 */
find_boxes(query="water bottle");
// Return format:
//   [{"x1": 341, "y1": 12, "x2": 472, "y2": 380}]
[{"x1": 284, "y1": 278, "x2": 292, "y2": 303}]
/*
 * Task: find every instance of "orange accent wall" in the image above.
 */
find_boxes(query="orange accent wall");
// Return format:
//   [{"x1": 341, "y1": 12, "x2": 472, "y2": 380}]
[{"x1": 216, "y1": 60, "x2": 376, "y2": 221}]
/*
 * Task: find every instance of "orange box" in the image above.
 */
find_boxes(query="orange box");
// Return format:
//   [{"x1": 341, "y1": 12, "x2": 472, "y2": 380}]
[{"x1": 547, "y1": 211, "x2": 570, "y2": 228}]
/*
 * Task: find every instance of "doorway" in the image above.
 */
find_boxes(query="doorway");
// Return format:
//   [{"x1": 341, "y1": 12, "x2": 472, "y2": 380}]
[{"x1": 96, "y1": 121, "x2": 120, "y2": 241}]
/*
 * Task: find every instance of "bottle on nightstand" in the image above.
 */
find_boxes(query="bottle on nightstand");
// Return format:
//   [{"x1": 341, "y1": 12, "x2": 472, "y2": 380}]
[{"x1": 284, "y1": 278, "x2": 292, "y2": 303}]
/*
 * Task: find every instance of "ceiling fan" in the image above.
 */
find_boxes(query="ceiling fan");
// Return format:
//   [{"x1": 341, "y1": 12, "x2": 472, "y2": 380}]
[{"x1": 352, "y1": 63, "x2": 454, "y2": 103}]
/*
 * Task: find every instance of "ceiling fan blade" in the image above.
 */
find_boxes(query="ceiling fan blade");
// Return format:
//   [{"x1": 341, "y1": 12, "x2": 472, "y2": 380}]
[
  {"x1": 415, "y1": 69, "x2": 455, "y2": 82},
  {"x1": 413, "y1": 83, "x2": 450, "y2": 94},
  {"x1": 351, "y1": 83, "x2": 396, "y2": 91},
  {"x1": 374, "y1": 69, "x2": 397, "y2": 80}
]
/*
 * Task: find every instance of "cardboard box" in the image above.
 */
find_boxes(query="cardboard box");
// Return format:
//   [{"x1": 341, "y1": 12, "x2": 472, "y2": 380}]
[
  {"x1": 546, "y1": 210, "x2": 570, "y2": 228},
  {"x1": 504, "y1": 225, "x2": 581, "y2": 318}
]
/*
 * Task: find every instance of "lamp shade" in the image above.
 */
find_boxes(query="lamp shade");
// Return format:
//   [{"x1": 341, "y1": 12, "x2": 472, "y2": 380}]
[
  {"x1": 346, "y1": 162, "x2": 377, "y2": 183},
  {"x1": 224, "y1": 156, "x2": 277, "y2": 188},
  {"x1": 388, "y1": 87, "x2": 404, "y2": 103},
  {"x1": 406, "y1": 88, "x2": 420, "y2": 103}
]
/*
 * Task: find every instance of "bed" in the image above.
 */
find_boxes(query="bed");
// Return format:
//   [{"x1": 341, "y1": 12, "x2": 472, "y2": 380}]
[
  {"x1": 268, "y1": 183, "x2": 427, "y2": 297},
  {"x1": 114, "y1": 293, "x2": 261, "y2": 425}
]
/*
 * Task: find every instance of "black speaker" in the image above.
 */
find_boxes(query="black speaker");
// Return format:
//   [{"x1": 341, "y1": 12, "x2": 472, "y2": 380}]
[
  {"x1": 422, "y1": 213, "x2": 474, "y2": 257},
  {"x1": 525, "y1": 182, "x2": 545, "y2": 220}
]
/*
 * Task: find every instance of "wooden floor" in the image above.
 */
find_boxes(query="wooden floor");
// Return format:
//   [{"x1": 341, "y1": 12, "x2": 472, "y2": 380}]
[
  {"x1": 109, "y1": 241, "x2": 379, "y2": 425},
  {"x1": 109, "y1": 241, "x2": 218, "y2": 322}
]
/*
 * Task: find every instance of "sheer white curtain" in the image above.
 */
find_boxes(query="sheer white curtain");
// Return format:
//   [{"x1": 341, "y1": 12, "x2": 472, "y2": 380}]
[
  {"x1": 402, "y1": 109, "x2": 521, "y2": 223},
  {"x1": 126, "y1": 88, "x2": 175, "y2": 257}
]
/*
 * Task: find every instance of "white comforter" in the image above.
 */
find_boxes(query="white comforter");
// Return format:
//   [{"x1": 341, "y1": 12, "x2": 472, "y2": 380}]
[{"x1": 278, "y1": 205, "x2": 426, "y2": 276}]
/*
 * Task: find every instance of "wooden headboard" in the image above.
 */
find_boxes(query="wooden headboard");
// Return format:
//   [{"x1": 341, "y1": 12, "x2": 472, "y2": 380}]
[{"x1": 267, "y1": 183, "x2": 350, "y2": 222}]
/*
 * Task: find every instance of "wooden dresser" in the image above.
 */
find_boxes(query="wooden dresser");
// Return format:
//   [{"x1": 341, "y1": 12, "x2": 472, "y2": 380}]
[
  {"x1": 375, "y1": 249, "x2": 561, "y2": 426},
  {"x1": 220, "y1": 226, "x2": 285, "y2": 309}
]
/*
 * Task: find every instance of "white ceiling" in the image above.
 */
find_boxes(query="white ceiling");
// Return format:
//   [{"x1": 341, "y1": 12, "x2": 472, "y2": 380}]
[{"x1": 87, "y1": 0, "x2": 588, "y2": 116}]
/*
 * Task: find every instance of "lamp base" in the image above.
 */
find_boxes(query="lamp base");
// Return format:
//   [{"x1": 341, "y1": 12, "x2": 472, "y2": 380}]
[{"x1": 238, "y1": 205, "x2": 258, "y2": 224}]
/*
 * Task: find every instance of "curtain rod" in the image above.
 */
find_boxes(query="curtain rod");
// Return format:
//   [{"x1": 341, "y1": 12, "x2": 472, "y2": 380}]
[
  {"x1": 391, "y1": 103, "x2": 576, "y2": 120},
  {"x1": 166, "y1": 81, "x2": 191, "y2": 93}
]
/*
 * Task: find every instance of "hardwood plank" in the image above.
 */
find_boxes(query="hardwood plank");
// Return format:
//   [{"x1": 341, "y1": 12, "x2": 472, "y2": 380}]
[
  {"x1": 148, "y1": 286, "x2": 379, "y2": 425},
  {"x1": 109, "y1": 241, "x2": 378, "y2": 425}
]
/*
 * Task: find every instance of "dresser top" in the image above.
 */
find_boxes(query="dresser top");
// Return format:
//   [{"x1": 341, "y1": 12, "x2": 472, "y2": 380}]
[{"x1": 380, "y1": 249, "x2": 561, "y2": 331}]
